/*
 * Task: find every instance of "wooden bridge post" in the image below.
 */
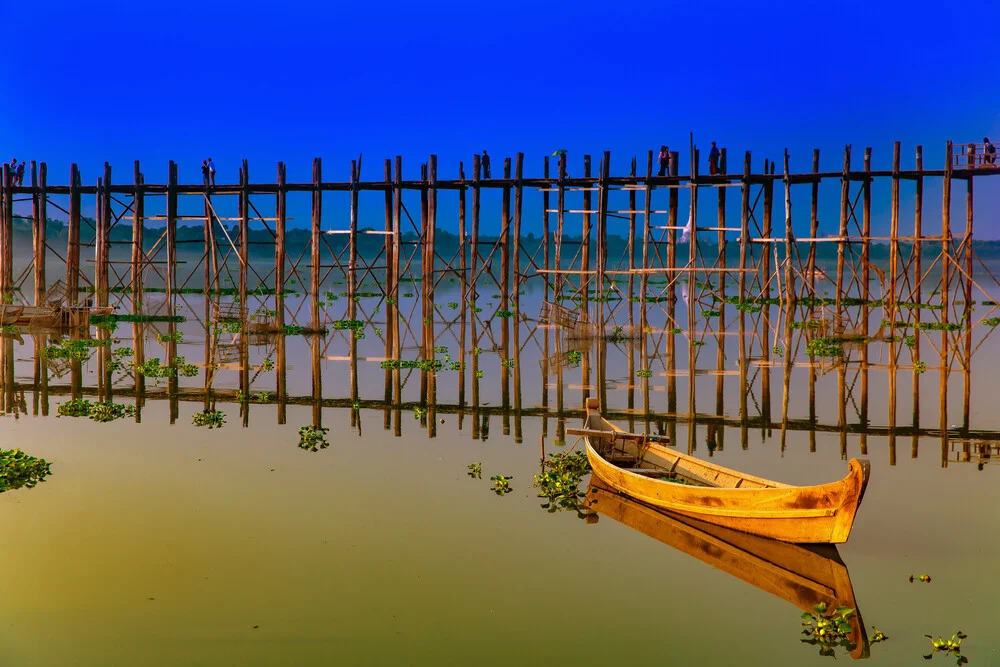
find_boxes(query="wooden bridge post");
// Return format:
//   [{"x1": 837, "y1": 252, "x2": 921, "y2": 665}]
[
  {"x1": 311, "y1": 158, "x2": 322, "y2": 329},
  {"x1": 513, "y1": 153, "x2": 523, "y2": 307},
  {"x1": 718, "y1": 148, "x2": 728, "y2": 310},
  {"x1": 97, "y1": 162, "x2": 111, "y2": 307},
  {"x1": 783, "y1": 150, "x2": 794, "y2": 312},
  {"x1": 166, "y1": 161, "x2": 178, "y2": 298},
  {"x1": 808, "y1": 150, "x2": 819, "y2": 293},
  {"x1": 555, "y1": 154, "x2": 566, "y2": 301},
  {"x1": 628, "y1": 156, "x2": 637, "y2": 316},
  {"x1": 888, "y1": 142, "x2": 900, "y2": 433},
  {"x1": 963, "y1": 143, "x2": 974, "y2": 431},
  {"x1": 860, "y1": 149, "x2": 872, "y2": 431},
  {"x1": 348, "y1": 158, "x2": 359, "y2": 299},
  {"x1": 912, "y1": 146, "x2": 923, "y2": 428},
  {"x1": 836, "y1": 146, "x2": 851, "y2": 314},
  {"x1": 470, "y1": 154, "x2": 481, "y2": 302},
  {"x1": 597, "y1": 151, "x2": 610, "y2": 328},
  {"x1": 581, "y1": 155, "x2": 591, "y2": 316},
  {"x1": 501, "y1": 157, "x2": 511, "y2": 309},
  {"x1": 239, "y1": 159, "x2": 249, "y2": 310},
  {"x1": 275, "y1": 162, "x2": 287, "y2": 297},
  {"x1": 67, "y1": 163, "x2": 81, "y2": 303},
  {"x1": 458, "y1": 160, "x2": 467, "y2": 308},
  {"x1": 940, "y1": 141, "x2": 952, "y2": 442},
  {"x1": 542, "y1": 156, "x2": 550, "y2": 301},
  {"x1": 204, "y1": 164, "x2": 214, "y2": 294},
  {"x1": 640, "y1": 151, "x2": 653, "y2": 323},
  {"x1": 34, "y1": 162, "x2": 47, "y2": 305},
  {"x1": 391, "y1": 158, "x2": 402, "y2": 415},
  {"x1": 132, "y1": 162, "x2": 144, "y2": 300}
]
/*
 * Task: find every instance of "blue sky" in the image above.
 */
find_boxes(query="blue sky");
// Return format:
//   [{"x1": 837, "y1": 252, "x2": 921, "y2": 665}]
[{"x1": 3, "y1": 0, "x2": 999, "y2": 236}]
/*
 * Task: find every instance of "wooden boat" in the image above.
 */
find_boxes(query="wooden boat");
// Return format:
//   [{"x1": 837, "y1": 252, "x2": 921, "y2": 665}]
[
  {"x1": 572, "y1": 398, "x2": 870, "y2": 544},
  {"x1": 586, "y1": 478, "x2": 869, "y2": 659}
]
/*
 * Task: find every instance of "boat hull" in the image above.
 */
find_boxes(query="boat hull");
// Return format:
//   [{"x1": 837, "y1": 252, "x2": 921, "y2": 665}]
[{"x1": 582, "y1": 402, "x2": 869, "y2": 544}]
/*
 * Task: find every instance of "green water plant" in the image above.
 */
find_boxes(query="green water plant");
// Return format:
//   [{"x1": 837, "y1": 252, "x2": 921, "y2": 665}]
[
  {"x1": 192, "y1": 410, "x2": 225, "y2": 428},
  {"x1": 0, "y1": 449, "x2": 52, "y2": 493},
  {"x1": 637, "y1": 369, "x2": 652, "y2": 378},
  {"x1": 871, "y1": 627, "x2": 888, "y2": 644},
  {"x1": 467, "y1": 462, "x2": 482, "y2": 479},
  {"x1": 908, "y1": 574, "x2": 932, "y2": 583},
  {"x1": 89, "y1": 402, "x2": 136, "y2": 423},
  {"x1": 534, "y1": 450, "x2": 590, "y2": 514},
  {"x1": 490, "y1": 474, "x2": 513, "y2": 496},
  {"x1": 799, "y1": 602, "x2": 857, "y2": 658},
  {"x1": 983, "y1": 317, "x2": 1000, "y2": 327},
  {"x1": 156, "y1": 332, "x2": 183, "y2": 344},
  {"x1": 297, "y1": 425, "x2": 330, "y2": 452},
  {"x1": 922, "y1": 631, "x2": 967, "y2": 664},
  {"x1": 915, "y1": 360, "x2": 927, "y2": 375}
]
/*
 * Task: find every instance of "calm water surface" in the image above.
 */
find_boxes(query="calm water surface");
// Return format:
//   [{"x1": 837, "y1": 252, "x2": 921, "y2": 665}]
[{"x1": 1, "y1": 286, "x2": 998, "y2": 666}]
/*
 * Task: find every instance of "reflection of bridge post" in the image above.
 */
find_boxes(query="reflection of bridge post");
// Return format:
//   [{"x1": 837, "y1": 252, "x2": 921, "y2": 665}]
[
  {"x1": 1, "y1": 336, "x2": 13, "y2": 415},
  {"x1": 167, "y1": 300, "x2": 179, "y2": 424},
  {"x1": 541, "y1": 323, "x2": 549, "y2": 438},
  {"x1": 471, "y1": 308, "x2": 481, "y2": 440},
  {"x1": 205, "y1": 297, "x2": 216, "y2": 415},
  {"x1": 133, "y1": 312, "x2": 145, "y2": 422},
  {"x1": 311, "y1": 331, "x2": 322, "y2": 429},
  {"x1": 513, "y1": 318, "x2": 522, "y2": 444}
]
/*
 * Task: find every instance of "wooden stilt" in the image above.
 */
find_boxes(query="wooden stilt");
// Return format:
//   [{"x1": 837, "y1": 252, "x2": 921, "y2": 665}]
[
  {"x1": 836, "y1": 146, "x2": 851, "y2": 314},
  {"x1": 275, "y1": 162, "x2": 287, "y2": 296},
  {"x1": 34, "y1": 162, "x2": 47, "y2": 305},
  {"x1": 912, "y1": 146, "x2": 923, "y2": 429},
  {"x1": 238, "y1": 159, "x2": 248, "y2": 309},
  {"x1": 132, "y1": 162, "x2": 144, "y2": 300},
  {"x1": 311, "y1": 158, "x2": 322, "y2": 328},
  {"x1": 542, "y1": 156, "x2": 550, "y2": 301},
  {"x1": 67, "y1": 163, "x2": 81, "y2": 304},
  {"x1": 167, "y1": 161, "x2": 178, "y2": 298}
]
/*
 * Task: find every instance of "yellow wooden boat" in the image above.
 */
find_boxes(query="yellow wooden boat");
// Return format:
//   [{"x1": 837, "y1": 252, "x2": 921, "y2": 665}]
[
  {"x1": 586, "y1": 478, "x2": 869, "y2": 659},
  {"x1": 572, "y1": 398, "x2": 870, "y2": 544}
]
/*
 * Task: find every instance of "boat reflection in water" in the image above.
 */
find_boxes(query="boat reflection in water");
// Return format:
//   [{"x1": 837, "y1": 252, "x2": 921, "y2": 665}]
[{"x1": 585, "y1": 478, "x2": 870, "y2": 660}]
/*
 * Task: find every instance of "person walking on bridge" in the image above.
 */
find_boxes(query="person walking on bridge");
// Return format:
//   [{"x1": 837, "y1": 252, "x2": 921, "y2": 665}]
[
  {"x1": 208, "y1": 157, "x2": 217, "y2": 186},
  {"x1": 708, "y1": 142, "x2": 720, "y2": 176},
  {"x1": 657, "y1": 145, "x2": 669, "y2": 177},
  {"x1": 482, "y1": 150, "x2": 491, "y2": 180},
  {"x1": 985, "y1": 137, "x2": 996, "y2": 166}
]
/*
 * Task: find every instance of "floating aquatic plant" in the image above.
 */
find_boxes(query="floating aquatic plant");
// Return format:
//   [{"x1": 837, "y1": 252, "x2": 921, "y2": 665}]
[
  {"x1": 908, "y1": 574, "x2": 932, "y2": 583},
  {"x1": 192, "y1": 410, "x2": 225, "y2": 428},
  {"x1": 0, "y1": 449, "x2": 52, "y2": 493},
  {"x1": 799, "y1": 602, "x2": 857, "y2": 658},
  {"x1": 490, "y1": 474, "x2": 513, "y2": 496},
  {"x1": 297, "y1": 425, "x2": 330, "y2": 452},
  {"x1": 467, "y1": 462, "x2": 482, "y2": 479},
  {"x1": 871, "y1": 627, "x2": 888, "y2": 644},
  {"x1": 535, "y1": 450, "x2": 590, "y2": 515},
  {"x1": 922, "y1": 631, "x2": 967, "y2": 664},
  {"x1": 637, "y1": 369, "x2": 652, "y2": 378},
  {"x1": 156, "y1": 332, "x2": 183, "y2": 343}
]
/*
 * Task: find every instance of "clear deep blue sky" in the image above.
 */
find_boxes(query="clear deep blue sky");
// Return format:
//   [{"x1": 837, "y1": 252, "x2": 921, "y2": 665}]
[{"x1": 4, "y1": 0, "x2": 999, "y2": 236}]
